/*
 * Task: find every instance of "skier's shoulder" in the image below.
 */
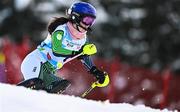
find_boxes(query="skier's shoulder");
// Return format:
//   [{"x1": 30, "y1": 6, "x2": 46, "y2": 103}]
[{"x1": 54, "y1": 23, "x2": 67, "y2": 33}]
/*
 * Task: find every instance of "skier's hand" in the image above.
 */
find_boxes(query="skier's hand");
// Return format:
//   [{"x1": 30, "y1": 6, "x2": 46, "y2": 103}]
[
  {"x1": 82, "y1": 44, "x2": 97, "y2": 55},
  {"x1": 90, "y1": 66, "x2": 110, "y2": 87}
]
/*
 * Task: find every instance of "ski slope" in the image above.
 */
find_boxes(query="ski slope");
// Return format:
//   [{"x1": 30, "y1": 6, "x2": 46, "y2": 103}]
[{"x1": 0, "y1": 83, "x2": 175, "y2": 112}]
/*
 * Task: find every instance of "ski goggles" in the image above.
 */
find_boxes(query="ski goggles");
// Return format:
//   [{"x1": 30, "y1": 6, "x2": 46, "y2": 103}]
[{"x1": 81, "y1": 16, "x2": 95, "y2": 26}]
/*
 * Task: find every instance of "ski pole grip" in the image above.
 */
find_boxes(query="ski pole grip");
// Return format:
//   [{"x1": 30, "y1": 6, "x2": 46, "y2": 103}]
[{"x1": 93, "y1": 74, "x2": 110, "y2": 88}]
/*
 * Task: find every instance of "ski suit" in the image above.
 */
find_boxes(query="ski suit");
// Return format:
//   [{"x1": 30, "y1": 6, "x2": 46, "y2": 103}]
[{"x1": 21, "y1": 23, "x2": 94, "y2": 90}]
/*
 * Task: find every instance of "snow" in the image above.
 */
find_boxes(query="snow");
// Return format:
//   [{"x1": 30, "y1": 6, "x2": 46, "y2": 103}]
[{"x1": 0, "y1": 83, "x2": 175, "y2": 112}]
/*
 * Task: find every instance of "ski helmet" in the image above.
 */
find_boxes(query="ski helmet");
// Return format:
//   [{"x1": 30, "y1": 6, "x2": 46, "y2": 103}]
[{"x1": 67, "y1": 2, "x2": 96, "y2": 31}]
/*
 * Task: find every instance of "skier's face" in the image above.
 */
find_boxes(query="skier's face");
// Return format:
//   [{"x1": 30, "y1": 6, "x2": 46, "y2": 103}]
[
  {"x1": 77, "y1": 16, "x2": 95, "y2": 32},
  {"x1": 78, "y1": 22, "x2": 90, "y2": 33},
  {"x1": 67, "y1": 22, "x2": 87, "y2": 40}
]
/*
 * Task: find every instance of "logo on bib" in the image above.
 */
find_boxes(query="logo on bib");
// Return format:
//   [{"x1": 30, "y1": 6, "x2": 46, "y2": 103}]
[
  {"x1": 57, "y1": 34, "x2": 62, "y2": 40},
  {"x1": 32, "y1": 67, "x2": 37, "y2": 72}
]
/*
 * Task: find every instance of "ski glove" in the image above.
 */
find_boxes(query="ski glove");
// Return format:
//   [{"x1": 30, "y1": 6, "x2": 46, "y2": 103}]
[
  {"x1": 82, "y1": 44, "x2": 97, "y2": 55},
  {"x1": 76, "y1": 44, "x2": 97, "y2": 60},
  {"x1": 90, "y1": 66, "x2": 110, "y2": 87}
]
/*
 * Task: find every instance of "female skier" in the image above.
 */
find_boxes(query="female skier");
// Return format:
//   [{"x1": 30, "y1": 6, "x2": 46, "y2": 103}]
[{"x1": 18, "y1": 2, "x2": 109, "y2": 94}]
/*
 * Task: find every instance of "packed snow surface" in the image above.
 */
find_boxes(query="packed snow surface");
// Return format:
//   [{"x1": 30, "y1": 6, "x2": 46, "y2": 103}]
[{"x1": 0, "y1": 83, "x2": 175, "y2": 112}]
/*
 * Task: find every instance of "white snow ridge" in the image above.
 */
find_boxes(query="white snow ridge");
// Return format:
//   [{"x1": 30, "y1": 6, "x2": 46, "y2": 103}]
[{"x1": 0, "y1": 83, "x2": 176, "y2": 112}]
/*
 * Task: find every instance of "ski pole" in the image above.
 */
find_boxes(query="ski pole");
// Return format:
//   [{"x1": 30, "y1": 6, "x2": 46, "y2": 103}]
[
  {"x1": 81, "y1": 81, "x2": 97, "y2": 98},
  {"x1": 64, "y1": 44, "x2": 97, "y2": 64},
  {"x1": 81, "y1": 74, "x2": 110, "y2": 97},
  {"x1": 63, "y1": 52, "x2": 83, "y2": 64}
]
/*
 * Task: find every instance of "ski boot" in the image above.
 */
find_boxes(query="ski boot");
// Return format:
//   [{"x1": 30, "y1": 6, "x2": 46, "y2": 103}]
[
  {"x1": 45, "y1": 79, "x2": 71, "y2": 94},
  {"x1": 17, "y1": 78, "x2": 45, "y2": 90}
]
